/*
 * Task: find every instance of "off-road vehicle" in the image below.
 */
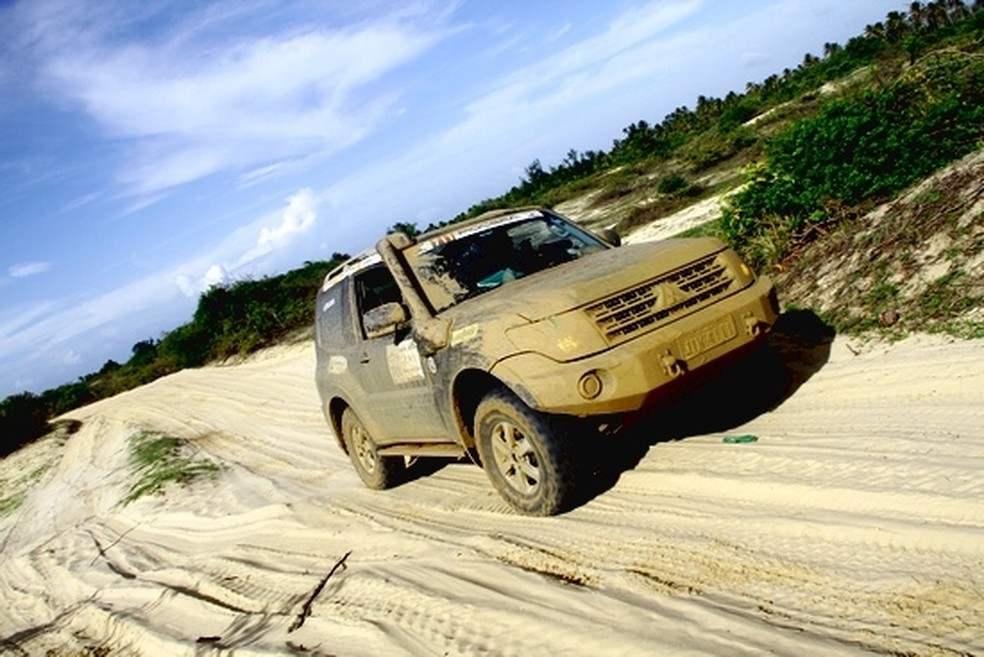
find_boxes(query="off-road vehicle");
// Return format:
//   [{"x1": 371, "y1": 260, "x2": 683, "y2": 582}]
[{"x1": 315, "y1": 207, "x2": 778, "y2": 515}]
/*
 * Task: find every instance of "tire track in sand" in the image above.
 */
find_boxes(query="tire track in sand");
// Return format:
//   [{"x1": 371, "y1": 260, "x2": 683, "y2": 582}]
[{"x1": 1, "y1": 337, "x2": 982, "y2": 656}]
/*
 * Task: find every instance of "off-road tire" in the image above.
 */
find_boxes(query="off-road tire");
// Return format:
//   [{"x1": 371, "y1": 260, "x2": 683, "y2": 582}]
[
  {"x1": 341, "y1": 408, "x2": 404, "y2": 489},
  {"x1": 475, "y1": 388, "x2": 576, "y2": 516}
]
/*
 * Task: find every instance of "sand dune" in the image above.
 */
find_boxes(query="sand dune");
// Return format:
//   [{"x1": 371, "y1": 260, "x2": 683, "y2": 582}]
[{"x1": 1, "y1": 327, "x2": 982, "y2": 656}]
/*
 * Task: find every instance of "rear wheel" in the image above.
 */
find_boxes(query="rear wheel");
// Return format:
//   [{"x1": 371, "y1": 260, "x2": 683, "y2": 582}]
[
  {"x1": 341, "y1": 408, "x2": 404, "y2": 489},
  {"x1": 474, "y1": 389, "x2": 576, "y2": 516}
]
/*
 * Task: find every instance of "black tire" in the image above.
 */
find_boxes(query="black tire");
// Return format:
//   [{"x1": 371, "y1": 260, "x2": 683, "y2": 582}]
[
  {"x1": 341, "y1": 408, "x2": 404, "y2": 489},
  {"x1": 474, "y1": 388, "x2": 576, "y2": 516}
]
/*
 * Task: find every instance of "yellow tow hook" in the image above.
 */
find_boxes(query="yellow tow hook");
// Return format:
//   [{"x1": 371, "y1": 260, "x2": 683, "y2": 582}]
[
  {"x1": 661, "y1": 351, "x2": 685, "y2": 378},
  {"x1": 743, "y1": 313, "x2": 763, "y2": 337}
]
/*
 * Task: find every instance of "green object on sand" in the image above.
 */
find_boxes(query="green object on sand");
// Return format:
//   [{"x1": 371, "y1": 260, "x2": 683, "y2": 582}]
[{"x1": 723, "y1": 434, "x2": 758, "y2": 444}]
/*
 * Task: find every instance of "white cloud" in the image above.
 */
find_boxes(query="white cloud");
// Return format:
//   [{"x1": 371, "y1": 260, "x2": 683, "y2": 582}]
[
  {"x1": 61, "y1": 349, "x2": 82, "y2": 366},
  {"x1": 175, "y1": 186, "x2": 319, "y2": 298},
  {"x1": 175, "y1": 263, "x2": 229, "y2": 298},
  {"x1": 238, "y1": 159, "x2": 304, "y2": 188},
  {"x1": 175, "y1": 275, "x2": 195, "y2": 298},
  {"x1": 315, "y1": 0, "x2": 709, "y2": 220},
  {"x1": 0, "y1": 182, "x2": 327, "y2": 395},
  {"x1": 0, "y1": 301, "x2": 60, "y2": 344},
  {"x1": 203, "y1": 264, "x2": 229, "y2": 289},
  {"x1": 8, "y1": 261, "x2": 52, "y2": 278},
  {"x1": 257, "y1": 188, "x2": 317, "y2": 250},
  {"x1": 546, "y1": 22, "x2": 572, "y2": 44},
  {"x1": 740, "y1": 52, "x2": 772, "y2": 67},
  {"x1": 0, "y1": 273, "x2": 183, "y2": 372},
  {"x1": 29, "y1": 4, "x2": 446, "y2": 198}
]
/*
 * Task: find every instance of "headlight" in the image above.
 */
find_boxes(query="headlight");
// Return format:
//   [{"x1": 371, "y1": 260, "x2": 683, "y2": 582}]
[
  {"x1": 719, "y1": 249, "x2": 756, "y2": 287},
  {"x1": 506, "y1": 312, "x2": 609, "y2": 362}
]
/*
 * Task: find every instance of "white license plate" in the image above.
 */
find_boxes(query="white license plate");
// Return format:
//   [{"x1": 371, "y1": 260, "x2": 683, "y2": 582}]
[{"x1": 679, "y1": 315, "x2": 737, "y2": 359}]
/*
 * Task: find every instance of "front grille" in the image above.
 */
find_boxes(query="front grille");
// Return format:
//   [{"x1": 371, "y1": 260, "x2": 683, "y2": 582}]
[{"x1": 585, "y1": 254, "x2": 734, "y2": 344}]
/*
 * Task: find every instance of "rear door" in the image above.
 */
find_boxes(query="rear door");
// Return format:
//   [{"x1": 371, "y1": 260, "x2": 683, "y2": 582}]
[{"x1": 351, "y1": 264, "x2": 448, "y2": 443}]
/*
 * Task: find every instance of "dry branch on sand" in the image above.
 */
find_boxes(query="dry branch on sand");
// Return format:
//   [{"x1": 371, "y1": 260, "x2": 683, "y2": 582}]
[{"x1": 288, "y1": 550, "x2": 352, "y2": 633}]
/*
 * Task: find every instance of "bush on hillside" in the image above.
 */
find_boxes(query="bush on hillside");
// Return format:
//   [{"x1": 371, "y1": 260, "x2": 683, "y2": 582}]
[
  {"x1": 721, "y1": 51, "x2": 984, "y2": 268},
  {"x1": 0, "y1": 393, "x2": 50, "y2": 457}
]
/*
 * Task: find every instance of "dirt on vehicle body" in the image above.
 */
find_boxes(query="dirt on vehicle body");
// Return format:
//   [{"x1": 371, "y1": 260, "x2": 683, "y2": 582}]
[{"x1": 315, "y1": 207, "x2": 778, "y2": 514}]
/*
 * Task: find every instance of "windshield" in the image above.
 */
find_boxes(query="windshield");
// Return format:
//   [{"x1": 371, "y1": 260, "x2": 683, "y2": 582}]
[{"x1": 404, "y1": 210, "x2": 608, "y2": 313}]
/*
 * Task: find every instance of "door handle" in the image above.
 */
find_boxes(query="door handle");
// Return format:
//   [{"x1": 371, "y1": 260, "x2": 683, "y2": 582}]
[{"x1": 359, "y1": 352, "x2": 371, "y2": 364}]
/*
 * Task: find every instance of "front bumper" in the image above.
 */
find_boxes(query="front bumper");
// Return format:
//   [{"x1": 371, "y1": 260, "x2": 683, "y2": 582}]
[{"x1": 490, "y1": 276, "x2": 779, "y2": 416}]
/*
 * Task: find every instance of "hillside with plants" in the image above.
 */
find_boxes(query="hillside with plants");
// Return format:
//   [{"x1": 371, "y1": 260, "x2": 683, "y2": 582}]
[{"x1": 2, "y1": 1, "x2": 982, "y2": 457}]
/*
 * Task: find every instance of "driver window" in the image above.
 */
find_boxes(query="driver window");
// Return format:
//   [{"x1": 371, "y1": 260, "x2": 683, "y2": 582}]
[{"x1": 354, "y1": 265, "x2": 404, "y2": 338}]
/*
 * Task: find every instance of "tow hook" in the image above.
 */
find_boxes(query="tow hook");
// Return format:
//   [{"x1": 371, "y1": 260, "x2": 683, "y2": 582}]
[
  {"x1": 661, "y1": 351, "x2": 685, "y2": 378},
  {"x1": 744, "y1": 314, "x2": 764, "y2": 337}
]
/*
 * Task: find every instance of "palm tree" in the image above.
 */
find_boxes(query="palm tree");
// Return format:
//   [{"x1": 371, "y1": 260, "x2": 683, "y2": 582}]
[
  {"x1": 864, "y1": 21, "x2": 886, "y2": 40},
  {"x1": 924, "y1": 1, "x2": 949, "y2": 28},
  {"x1": 944, "y1": 0, "x2": 968, "y2": 20},
  {"x1": 886, "y1": 11, "x2": 909, "y2": 43},
  {"x1": 801, "y1": 53, "x2": 820, "y2": 69},
  {"x1": 909, "y1": 1, "x2": 925, "y2": 29}
]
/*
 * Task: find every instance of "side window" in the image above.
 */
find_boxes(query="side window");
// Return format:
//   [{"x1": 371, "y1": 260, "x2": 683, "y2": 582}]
[
  {"x1": 354, "y1": 265, "x2": 404, "y2": 338},
  {"x1": 316, "y1": 285, "x2": 345, "y2": 349}
]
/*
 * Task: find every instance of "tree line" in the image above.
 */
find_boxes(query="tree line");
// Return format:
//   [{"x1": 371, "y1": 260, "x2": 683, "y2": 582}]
[{"x1": 1, "y1": 255, "x2": 348, "y2": 457}]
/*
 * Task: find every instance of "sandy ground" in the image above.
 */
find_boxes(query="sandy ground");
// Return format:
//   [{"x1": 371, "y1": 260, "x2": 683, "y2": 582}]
[
  {"x1": 1, "y1": 325, "x2": 982, "y2": 655},
  {"x1": 620, "y1": 189, "x2": 742, "y2": 245}
]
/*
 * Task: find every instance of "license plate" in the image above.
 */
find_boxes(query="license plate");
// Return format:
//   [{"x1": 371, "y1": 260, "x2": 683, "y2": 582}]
[{"x1": 679, "y1": 315, "x2": 737, "y2": 359}]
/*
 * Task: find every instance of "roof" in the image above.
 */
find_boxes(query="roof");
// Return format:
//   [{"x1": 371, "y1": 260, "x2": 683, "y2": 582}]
[{"x1": 319, "y1": 206, "x2": 551, "y2": 292}]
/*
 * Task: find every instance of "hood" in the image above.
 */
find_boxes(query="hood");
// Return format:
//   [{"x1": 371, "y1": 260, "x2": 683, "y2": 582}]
[{"x1": 444, "y1": 237, "x2": 727, "y2": 325}]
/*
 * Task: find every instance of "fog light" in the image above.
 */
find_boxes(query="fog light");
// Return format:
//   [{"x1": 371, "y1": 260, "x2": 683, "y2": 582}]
[{"x1": 578, "y1": 371, "x2": 603, "y2": 399}]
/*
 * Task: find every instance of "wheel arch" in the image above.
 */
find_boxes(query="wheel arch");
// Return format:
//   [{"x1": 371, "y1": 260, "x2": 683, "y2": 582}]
[
  {"x1": 451, "y1": 369, "x2": 503, "y2": 449},
  {"x1": 326, "y1": 397, "x2": 350, "y2": 453},
  {"x1": 450, "y1": 368, "x2": 537, "y2": 449}
]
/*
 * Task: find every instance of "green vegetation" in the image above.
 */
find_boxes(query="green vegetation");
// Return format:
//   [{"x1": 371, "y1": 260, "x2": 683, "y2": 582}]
[
  {"x1": 3, "y1": 2, "x2": 982, "y2": 456},
  {"x1": 779, "y1": 145, "x2": 983, "y2": 339},
  {"x1": 0, "y1": 421, "x2": 74, "y2": 516},
  {"x1": 0, "y1": 464, "x2": 49, "y2": 516},
  {"x1": 123, "y1": 430, "x2": 222, "y2": 505},
  {"x1": 0, "y1": 491, "x2": 26, "y2": 517},
  {"x1": 0, "y1": 392, "x2": 50, "y2": 456},
  {"x1": 912, "y1": 269, "x2": 984, "y2": 338},
  {"x1": 722, "y1": 49, "x2": 984, "y2": 269}
]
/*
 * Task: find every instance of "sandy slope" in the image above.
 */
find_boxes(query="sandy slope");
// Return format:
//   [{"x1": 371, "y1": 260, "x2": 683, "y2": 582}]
[{"x1": 1, "y1": 328, "x2": 982, "y2": 656}]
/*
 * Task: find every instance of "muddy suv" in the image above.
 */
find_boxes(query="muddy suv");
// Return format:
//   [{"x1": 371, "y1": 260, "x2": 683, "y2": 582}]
[{"x1": 315, "y1": 207, "x2": 778, "y2": 515}]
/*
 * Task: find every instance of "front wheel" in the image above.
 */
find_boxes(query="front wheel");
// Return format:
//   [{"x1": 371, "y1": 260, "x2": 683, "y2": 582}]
[
  {"x1": 474, "y1": 389, "x2": 576, "y2": 516},
  {"x1": 341, "y1": 408, "x2": 404, "y2": 489}
]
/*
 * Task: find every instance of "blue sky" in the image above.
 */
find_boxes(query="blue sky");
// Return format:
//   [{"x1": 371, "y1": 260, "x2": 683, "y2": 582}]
[{"x1": 1, "y1": 0, "x2": 906, "y2": 398}]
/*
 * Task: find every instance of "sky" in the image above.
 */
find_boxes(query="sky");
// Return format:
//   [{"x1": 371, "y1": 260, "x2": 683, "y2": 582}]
[{"x1": 0, "y1": 0, "x2": 908, "y2": 399}]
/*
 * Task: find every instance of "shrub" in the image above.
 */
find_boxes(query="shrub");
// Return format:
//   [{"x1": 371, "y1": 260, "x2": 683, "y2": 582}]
[
  {"x1": 722, "y1": 52, "x2": 984, "y2": 266},
  {"x1": 657, "y1": 173, "x2": 690, "y2": 194},
  {"x1": 0, "y1": 393, "x2": 50, "y2": 457},
  {"x1": 123, "y1": 430, "x2": 222, "y2": 504}
]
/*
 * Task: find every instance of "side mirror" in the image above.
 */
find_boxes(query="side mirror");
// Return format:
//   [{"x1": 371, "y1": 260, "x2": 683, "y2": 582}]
[
  {"x1": 363, "y1": 302, "x2": 408, "y2": 339},
  {"x1": 598, "y1": 228, "x2": 621, "y2": 247}
]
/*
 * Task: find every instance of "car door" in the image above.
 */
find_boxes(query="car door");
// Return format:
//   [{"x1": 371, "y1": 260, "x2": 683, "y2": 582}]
[{"x1": 351, "y1": 264, "x2": 448, "y2": 443}]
